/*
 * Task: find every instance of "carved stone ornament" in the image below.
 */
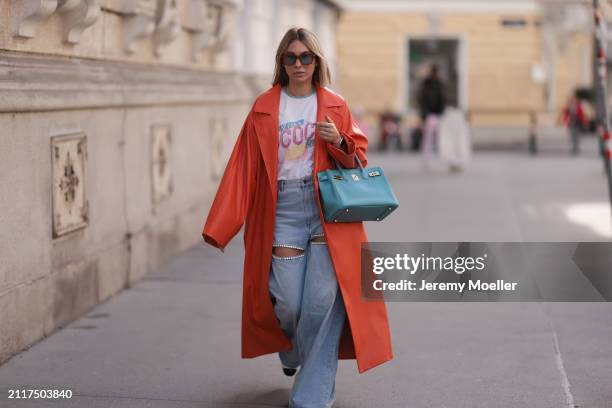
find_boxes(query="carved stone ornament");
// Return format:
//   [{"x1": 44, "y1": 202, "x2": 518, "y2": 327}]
[
  {"x1": 151, "y1": 124, "x2": 173, "y2": 205},
  {"x1": 51, "y1": 132, "x2": 88, "y2": 238},
  {"x1": 207, "y1": 0, "x2": 234, "y2": 56},
  {"x1": 153, "y1": 0, "x2": 180, "y2": 57},
  {"x1": 11, "y1": 0, "x2": 58, "y2": 38},
  {"x1": 185, "y1": 0, "x2": 210, "y2": 61},
  {"x1": 187, "y1": 0, "x2": 236, "y2": 61},
  {"x1": 117, "y1": 0, "x2": 157, "y2": 53},
  {"x1": 11, "y1": 0, "x2": 100, "y2": 43},
  {"x1": 57, "y1": 0, "x2": 101, "y2": 44}
]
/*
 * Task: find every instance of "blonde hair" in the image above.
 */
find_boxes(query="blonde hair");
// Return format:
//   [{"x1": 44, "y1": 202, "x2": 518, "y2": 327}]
[{"x1": 272, "y1": 27, "x2": 332, "y2": 87}]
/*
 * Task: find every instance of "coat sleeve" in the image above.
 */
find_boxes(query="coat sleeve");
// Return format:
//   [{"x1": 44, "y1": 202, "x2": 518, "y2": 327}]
[
  {"x1": 325, "y1": 101, "x2": 368, "y2": 168},
  {"x1": 202, "y1": 110, "x2": 259, "y2": 252}
]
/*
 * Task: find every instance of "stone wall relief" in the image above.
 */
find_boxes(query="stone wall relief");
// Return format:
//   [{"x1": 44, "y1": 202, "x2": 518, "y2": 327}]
[
  {"x1": 11, "y1": 0, "x2": 100, "y2": 43},
  {"x1": 151, "y1": 124, "x2": 173, "y2": 210},
  {"x1": 51, "y1": 132, "x2": 89, "y2": 238}
]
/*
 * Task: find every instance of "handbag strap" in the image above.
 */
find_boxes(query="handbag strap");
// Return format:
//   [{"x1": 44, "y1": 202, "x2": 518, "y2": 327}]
[{"x1": 331, "y1": 154, "x2": 367, "y2": 177}]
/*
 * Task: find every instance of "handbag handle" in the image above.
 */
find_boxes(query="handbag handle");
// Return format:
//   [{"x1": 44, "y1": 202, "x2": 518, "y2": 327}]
[{"x1": 331, "y1": 154, "x2": 368, "y2": 177}]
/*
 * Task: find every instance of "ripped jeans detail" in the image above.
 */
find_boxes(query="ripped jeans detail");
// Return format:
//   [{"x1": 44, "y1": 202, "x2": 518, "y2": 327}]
[{"x1": 272, "y1": 243, "x2": 306, "y2": 260}]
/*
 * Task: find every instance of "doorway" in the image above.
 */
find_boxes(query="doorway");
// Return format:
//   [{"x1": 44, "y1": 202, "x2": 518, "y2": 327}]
[{"x1": 405, "y1": 38, "x2": 464, "y2": 113}]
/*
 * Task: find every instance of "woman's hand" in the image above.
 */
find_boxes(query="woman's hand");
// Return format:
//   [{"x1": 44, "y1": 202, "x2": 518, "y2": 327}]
[{"x1": 316, "y1": 115, "x2": 343, "y2": 147}]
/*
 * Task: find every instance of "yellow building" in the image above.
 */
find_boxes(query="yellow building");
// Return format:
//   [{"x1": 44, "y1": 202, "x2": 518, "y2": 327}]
[{"x1": 335, "y1": 0, "x2": 594, "y2": 143}]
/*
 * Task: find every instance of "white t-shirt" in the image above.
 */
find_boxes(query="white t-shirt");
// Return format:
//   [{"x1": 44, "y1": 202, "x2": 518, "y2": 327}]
[{"x1": 277, "y1": 87, "x2": 317, "y2": 180}]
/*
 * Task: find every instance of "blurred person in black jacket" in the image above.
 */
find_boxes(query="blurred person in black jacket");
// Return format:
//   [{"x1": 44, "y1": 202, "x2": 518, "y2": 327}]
[{"x1": 418, "y1": 64, "x2": 447, "y2": 169}]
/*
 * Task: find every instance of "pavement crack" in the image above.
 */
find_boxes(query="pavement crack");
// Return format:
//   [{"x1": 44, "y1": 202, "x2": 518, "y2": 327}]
[{"x1": 539, "y1": 303, "x2": 578, "y2": 408}]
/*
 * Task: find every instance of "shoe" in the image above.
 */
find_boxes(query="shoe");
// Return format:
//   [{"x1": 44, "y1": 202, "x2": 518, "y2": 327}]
[
  {"x1": 281, "y1": 363, "x2": 297, "y2": 377},
  {"x1": 282, "y1": 367, "x2": 297, "y2": 377}
]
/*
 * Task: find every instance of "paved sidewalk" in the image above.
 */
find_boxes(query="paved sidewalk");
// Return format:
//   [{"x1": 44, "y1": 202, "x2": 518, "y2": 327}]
[{"x1": 1, "y1": 138, "x2": 611, "y2": 407}]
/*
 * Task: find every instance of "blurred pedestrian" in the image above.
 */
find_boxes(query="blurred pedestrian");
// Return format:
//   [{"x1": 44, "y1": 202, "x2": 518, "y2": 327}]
[
  {"x1": 418, "y1": 64, "x2": 447, "y2": 169},
  {"x1": 559, "y1": 93, "x2": 588, "y2": 155},
  {"x1": 409, "y1": 125, "x2": 423, "y2": 151},
  {"x1": 438, "y1": 106, "x2": 471, "y2": 172},
  {"x1": 202, "y1": 27, "x2": 393, "y2": 408},
  {"x1": 378, "y1": 107, "x2": 402, "y2": 151}
]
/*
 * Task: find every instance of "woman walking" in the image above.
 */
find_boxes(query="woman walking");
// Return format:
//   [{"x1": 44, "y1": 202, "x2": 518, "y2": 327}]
[{"x1": 202, "y1": 27, "x2": 393, "y2": 408}]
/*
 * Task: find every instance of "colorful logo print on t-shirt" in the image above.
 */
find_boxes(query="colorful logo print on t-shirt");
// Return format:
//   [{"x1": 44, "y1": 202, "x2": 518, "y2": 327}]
[{"x1": 279, "y1": 119, "x2": 316, "y2": 161}]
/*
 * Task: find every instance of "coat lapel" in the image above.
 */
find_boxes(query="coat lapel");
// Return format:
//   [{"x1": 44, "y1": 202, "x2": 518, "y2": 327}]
[{"x1": 252, "y1": 84, "x2": 281, "y2": 195}]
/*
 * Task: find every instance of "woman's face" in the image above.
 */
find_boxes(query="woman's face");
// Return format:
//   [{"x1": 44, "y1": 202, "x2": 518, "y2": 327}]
[{"x1": 283, "y1": 40, "x2": 316, "y2": 86}]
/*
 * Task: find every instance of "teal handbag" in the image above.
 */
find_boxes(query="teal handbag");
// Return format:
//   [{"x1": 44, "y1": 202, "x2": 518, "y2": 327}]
[{"x1": 316, "y1": 156, "x2": 399, "y2": 223}]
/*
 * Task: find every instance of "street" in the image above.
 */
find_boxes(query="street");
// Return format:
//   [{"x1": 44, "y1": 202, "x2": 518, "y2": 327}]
[{"x1": 1, "y1": 137, "x2": 611, "y2": 408}]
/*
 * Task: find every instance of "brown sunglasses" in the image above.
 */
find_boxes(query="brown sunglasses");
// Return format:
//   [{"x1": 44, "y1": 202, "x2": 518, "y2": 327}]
[{"x1": 282, "y1": 52, "x2": 315, "y2": 66}]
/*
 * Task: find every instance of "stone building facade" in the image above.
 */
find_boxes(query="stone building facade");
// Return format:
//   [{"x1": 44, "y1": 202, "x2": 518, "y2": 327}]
[{"x1": 0, "y1": 0, "x2": 340, "y2": 364}]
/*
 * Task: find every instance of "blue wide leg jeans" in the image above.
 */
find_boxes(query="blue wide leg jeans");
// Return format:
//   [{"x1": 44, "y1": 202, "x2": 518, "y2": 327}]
[{"x1": 268, "y1": 174, "x2": 347, "y2": 408}]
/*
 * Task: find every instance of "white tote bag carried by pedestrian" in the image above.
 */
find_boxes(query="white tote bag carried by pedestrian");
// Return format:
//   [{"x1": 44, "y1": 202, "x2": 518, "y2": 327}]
[{"x1": 438, "y1": 107, "x2": 472, "y2": 171}]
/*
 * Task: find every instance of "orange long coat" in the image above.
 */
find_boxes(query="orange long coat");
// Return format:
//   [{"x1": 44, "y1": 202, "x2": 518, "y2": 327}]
[{"x1": 202, "y1": 82, "x2": 393, "y2": 373}]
